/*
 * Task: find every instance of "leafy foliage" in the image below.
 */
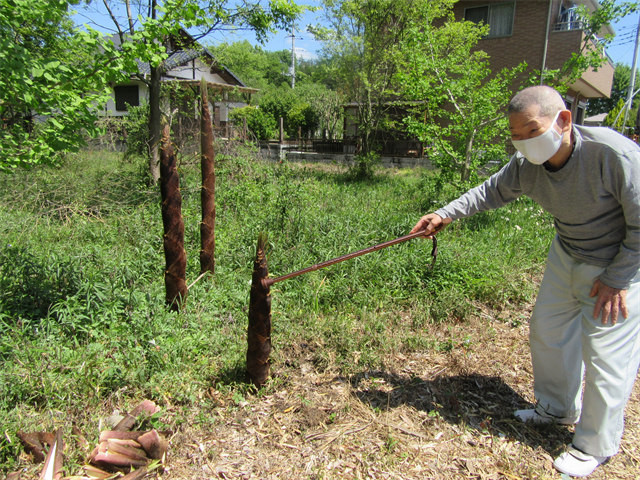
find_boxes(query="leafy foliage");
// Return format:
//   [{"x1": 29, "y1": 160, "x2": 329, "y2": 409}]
[
  {"x1": 230, "y1": 105, "x2": 278, "y2": 140},
  {"x1": 588, "y1": 63, "x2": 640, "y2": 116},
  {"x1": 294, "y1": 82, "x2": 345, "y2": 139},
  {"x1": 206, "y1": 39, "x2": 340, "y2": 91},
  {"x1": 123, "y1": 102, "x2": 151, "y2": 159},
  {"x1": 207, "y1": 40, "x2": 292, "y2": 90},
  {"x1": 311, "y1": 0, "x2": 440, "y2": 154},
  {"x1": 256, "y1": 85, "x2": 326, "y2": 138},
  {"x1": 0, "y1": 0, "x2": 131, "y2": 170},
  {"x1": 543, "y1": 0, "x2": 638, "y2": 91},
  {"x1": 348, "y1": 152, "x2": 381, "y2": 180},
  {"x1": 603, "y1": 98, "x2": 637, "y2": 133},
  {"x1": 396, "y1": 7, "x2": 526, "y2": 185}
]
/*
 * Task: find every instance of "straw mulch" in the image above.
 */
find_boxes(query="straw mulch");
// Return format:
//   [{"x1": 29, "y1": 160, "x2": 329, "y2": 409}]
[{"x1": 168, "y1": 309, "x2": 640, "y2": 480}]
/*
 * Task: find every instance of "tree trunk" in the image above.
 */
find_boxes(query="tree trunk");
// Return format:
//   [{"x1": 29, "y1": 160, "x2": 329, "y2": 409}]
[
  {"x1": 199, "y1": 78, "x2": 216, "y2": 275},
  {"x1": 148, "y1": 66, "x2": 162, "y2": 184},
  {"x1": 159, "y1": 123, "x2": 187, "y2": 311},
  {"x1": 461, "y1": 128, "x2": 476, "y2": 183},
  {"x1": 246, "y1": 232, "x2": 271, "y2": 388}
]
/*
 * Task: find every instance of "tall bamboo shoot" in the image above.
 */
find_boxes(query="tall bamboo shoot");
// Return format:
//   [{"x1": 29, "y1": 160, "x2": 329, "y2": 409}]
[
  {"x1": 246, "y1": 232, "x2": 271, "y2": 387},
  {"x1": 200, "y1": 78, "x2": 216, "y2": 275},
  {"x1": 160, "y1": 123, "x2": 187, "y2": 311}
]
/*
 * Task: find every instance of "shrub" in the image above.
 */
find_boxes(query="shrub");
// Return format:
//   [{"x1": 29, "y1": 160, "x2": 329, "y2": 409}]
[
  {"x1": 286, "y1": 102, "x2": 319, "y2": 138},
  {"x1": 348, "y1": 152, "x2": 381, "y2": 180},
  {"x1": 123, "y1": 102, "x2": 150, "y2": 159},
  {"x1": 230, "y1": 106, "x2": 277, "y2": 141}
]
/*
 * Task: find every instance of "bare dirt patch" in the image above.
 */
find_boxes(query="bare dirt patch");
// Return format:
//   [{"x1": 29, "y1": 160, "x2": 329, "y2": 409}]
[{"x1": 165, "y1": 312, "x2": 640, "y2": 480}]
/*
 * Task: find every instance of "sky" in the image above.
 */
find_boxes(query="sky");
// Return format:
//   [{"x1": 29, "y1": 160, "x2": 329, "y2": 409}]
[
  {"x1": 236, "y1": 5, "x2": 640, "y2": 67},
  {"x1": 229, "y1": 3, "x2": 325, "y2": 60},
  {"x1": 73, "y1": 1, "x2": 639, "y2": 66},
  {"x1": 72, "y1": 0, "x2": 325, "y2": 60},
  {"x1": 608, "y1": 11, "x2": 640, "y2": 66}
]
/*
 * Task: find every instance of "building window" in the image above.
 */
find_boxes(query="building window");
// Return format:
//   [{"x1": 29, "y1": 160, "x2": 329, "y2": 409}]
[
  {"x1": 114, "y1": 85, "x2": 139, "y2": 111},
  {"x1": 576, "y1": 101, "x2": 586, "y2": 125},
  {"x1": 555, "y1": 5, "x2": 582, "y2": 31},
  {"x1": 565, "y1": 95, "x2": 574, "y2": 114},
  {"x1": 464, "y1": 2, "x2": 515, "y2": 38}
]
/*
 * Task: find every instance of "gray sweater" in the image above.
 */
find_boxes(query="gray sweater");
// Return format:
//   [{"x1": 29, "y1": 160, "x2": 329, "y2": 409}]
[{"x1": 435, "y1": 125, "x2": 640, "y2": 289}]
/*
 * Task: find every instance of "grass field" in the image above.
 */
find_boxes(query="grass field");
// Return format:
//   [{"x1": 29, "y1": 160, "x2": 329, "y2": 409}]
[{"x1": 1, "y1": 146, "x2": 603, "y2": 478}]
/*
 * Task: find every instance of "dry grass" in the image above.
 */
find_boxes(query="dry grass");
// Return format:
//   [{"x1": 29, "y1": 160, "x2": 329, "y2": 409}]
[
  {"x1": 8, "y1": 306, "x2": 639, "y2": 479},
  {"x1": 162, "y1": 307, "x2": 640, "y2": 480}
]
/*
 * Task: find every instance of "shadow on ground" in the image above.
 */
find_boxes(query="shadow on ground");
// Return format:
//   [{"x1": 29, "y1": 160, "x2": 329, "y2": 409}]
[{"x1": 347, "y1": 369, "x2": 573, "y2": 458}]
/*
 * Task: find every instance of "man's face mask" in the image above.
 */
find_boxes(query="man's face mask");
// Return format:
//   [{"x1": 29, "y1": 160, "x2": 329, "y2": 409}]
[{"x1": 511, "y1": 111, "x2": 563, "y2": 165}]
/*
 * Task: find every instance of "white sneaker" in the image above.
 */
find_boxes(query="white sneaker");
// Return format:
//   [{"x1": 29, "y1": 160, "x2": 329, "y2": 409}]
[
  {"x1": 514, "y1": 408, "x2": 579, "y2": 425},
  {"x1": 553, "y1": 445, "x2": 609, "y2": 477}
]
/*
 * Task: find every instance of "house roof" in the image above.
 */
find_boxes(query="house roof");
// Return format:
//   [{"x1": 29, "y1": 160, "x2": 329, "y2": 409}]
[
  {"x1": 135, "y1": 48, "x2": 211, "y2": 75},
  {"x1": 173, "y1": 79, "x2": 258, "y2": 95},
  {"x1": 584, "y1": 112, "x2": 607, "y2": 123},
  {"x1": 119, "y1": 28, "x2": 249, "y2": 88},
  {"x1": 171, "y1": 29, "x2": 249, "y2": 87}
]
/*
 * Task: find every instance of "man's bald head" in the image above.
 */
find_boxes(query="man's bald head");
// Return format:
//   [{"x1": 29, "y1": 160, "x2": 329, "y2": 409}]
[{"x1": 508, "y1": 86, "x2": 566, "y2": 119}]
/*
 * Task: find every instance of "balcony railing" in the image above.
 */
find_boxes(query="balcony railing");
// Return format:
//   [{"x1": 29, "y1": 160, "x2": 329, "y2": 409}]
[{"x1": 554, "y1": 20, "x2": 584, "y2": 31}]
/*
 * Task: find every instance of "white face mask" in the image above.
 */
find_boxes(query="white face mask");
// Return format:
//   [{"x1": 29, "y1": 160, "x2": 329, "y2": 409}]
[{"x1": 511, "y1": 111, "x2": 563, "y2": 165}]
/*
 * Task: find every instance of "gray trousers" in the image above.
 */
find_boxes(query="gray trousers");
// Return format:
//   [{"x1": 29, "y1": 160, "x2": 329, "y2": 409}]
[{"x1": 530, "y1": 236, "x2": 640, "y2": 457}]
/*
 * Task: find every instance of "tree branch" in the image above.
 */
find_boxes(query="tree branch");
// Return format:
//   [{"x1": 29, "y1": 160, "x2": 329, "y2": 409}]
[
  {"x1": 102, "y1": 0, "x2": 125, "y2": 45},
  {"x1": 125, "y1": 0, "x2": 135, "y2": 34}
]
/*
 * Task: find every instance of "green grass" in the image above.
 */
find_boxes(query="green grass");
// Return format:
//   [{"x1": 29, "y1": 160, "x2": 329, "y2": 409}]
[{"x1": 0, "y1": 148, "x2": 555, "y2": 473}]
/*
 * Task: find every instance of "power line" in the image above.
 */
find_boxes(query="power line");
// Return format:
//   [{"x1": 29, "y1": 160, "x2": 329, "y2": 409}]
[
  {"x1": 611, "y1": 40, "x2": 637, "y2": 46},
  {"x1": 616, "y1": 32, "x2": 638, "y2": 39},
  {"x1": 612, "y1": 31, "x2": 638, "y2": 41}
]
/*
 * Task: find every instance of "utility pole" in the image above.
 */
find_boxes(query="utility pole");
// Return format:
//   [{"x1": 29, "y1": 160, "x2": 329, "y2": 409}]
[
  {"x1": 622, "y1": 13, "x2": 640, "y2": 134},
  {"x1": 286, "y1": 25, "x2": 302, "y2": 89},
  {"x1": 291, "y1": 25, "x2": 296, "y2": 89}
]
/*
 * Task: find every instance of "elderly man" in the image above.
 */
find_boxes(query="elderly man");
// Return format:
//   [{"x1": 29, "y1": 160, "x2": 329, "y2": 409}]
[{"x1": 411, "y1": 85, "x2": 640, "y2": 477}]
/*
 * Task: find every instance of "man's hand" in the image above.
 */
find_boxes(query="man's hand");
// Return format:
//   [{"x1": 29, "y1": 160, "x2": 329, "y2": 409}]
[
  {"x1": 410, "y1": 214, "x2": 452, "y2": 238},
  {"x1": 590, "y1": 279, "x2": 628, "y2": 325}
]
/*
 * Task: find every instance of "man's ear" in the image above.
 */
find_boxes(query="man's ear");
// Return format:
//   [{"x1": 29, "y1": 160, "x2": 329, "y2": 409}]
[{"x1": 558, "y1": 109, "x2": 572, "y2": 131}]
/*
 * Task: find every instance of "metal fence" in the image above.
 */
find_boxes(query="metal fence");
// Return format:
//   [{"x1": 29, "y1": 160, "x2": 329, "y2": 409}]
[{"x1": 279, "y1": 137, "x2": 426, "y2": 157}]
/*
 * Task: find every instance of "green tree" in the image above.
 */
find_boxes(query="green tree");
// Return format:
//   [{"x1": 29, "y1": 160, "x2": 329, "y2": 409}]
[
  {"x1": 257, "y1": 85, "x2": 320, "y2": 137},
  {"x1": 204, "y1": 41, "x2": 343, "y2": 139},
  {"x1": 207, "y1": 40, "x2": 335, "y2": 89},
  {"x1": 396, "y1": 10, "x2": 526, "y2": 184},
  {"x1": 0, "y1": 0, "x2": 130, "y2": 171},
  {"x1": 603, "y1": 97, "x2": 638, "y2": 133},
  {"x1": 258, "y1": 86, "x2": 297, "y2": 130},
  {"x1": 84, "y1": 0, "x2": 305, "y2": 182},
  {"x1": 286, "y1": 101, "x2": 317, "y2": 136},
  {"x1": 229, "y1": 105, "x2": 277, "y2": 140},
  {"x1": 588, "y1": 63, "x2": 639, "y2": 115},
  {"x1": 312, "y1": 0, "x2": 451, "y2": 155},
  {"x1": 207, "y1": 40, "x2": 291, "y2": 90},
  {"x1": 294, "y1": 83, "x2": 344, "y2": 139}
]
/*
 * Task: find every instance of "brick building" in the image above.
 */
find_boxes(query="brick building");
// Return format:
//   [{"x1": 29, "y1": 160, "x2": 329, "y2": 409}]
[{"x1": 453, "y1": 0, "x2": 615, "y2": 124}]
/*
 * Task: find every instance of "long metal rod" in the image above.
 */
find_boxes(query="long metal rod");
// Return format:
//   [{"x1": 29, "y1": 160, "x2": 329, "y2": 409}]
[{"x1": 261, "y1": 231, "x2": 437, "y2": 289}]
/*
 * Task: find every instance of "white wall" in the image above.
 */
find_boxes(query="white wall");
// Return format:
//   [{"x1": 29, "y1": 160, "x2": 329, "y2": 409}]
[{"x1": 104, "y1": 80, "x2": 149, "y2": 117}]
